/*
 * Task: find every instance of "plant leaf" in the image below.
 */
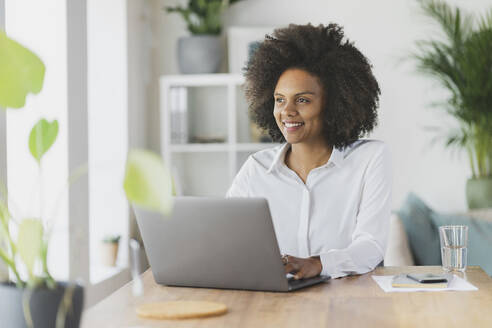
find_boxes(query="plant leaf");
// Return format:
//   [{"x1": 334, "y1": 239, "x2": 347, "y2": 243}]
[
  {"x1": 17, "y1": 219, "x2": 44, "y2": 276},
  {"x1": 123, "y1": 149, "x2": 173, "y2": 215},
  {"x1": 0, "y1": 201, "x2": 10, "y2": 244},
  {"x1": 0, "y1": 30, "x2": 45, "y2": 109},
  {"x1": 29, "y1": 118, "x2": 59, "y2": 163},
  {"x1": 0, "y1": 200, "x2": 9, "y2": 225}
]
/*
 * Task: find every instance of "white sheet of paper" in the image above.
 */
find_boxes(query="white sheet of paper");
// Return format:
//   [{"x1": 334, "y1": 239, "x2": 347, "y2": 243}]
[{"x1": 372, "y1": 274, "x2": 478, "y2": 292}]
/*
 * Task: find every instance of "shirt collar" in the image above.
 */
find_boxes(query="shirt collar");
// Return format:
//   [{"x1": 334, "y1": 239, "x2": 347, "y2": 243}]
[
  {"x1": 266, "y1": 143, "x2": 344, "y2": 174},
  {"x1": 266, "y1": 143, "x2": 291, "y2": 174},
  {"x1": 326, "y1": 146, "x2": 344, "y2": 168}
]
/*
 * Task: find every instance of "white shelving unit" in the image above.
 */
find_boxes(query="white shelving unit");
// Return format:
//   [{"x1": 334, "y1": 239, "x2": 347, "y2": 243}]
[{"x1": 160, "y1": 74, "x2": 278, "y2": 196}]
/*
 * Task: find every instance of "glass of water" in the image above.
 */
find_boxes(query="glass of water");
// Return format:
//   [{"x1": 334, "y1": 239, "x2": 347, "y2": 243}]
[{"x1": 439, "y1": 225, "x2": 468, "y2": 272}]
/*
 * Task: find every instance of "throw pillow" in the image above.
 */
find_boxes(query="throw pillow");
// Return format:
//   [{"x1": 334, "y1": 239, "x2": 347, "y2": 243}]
[{"x1": 397, "y1": 193, "x2": 440, "y2": 265}]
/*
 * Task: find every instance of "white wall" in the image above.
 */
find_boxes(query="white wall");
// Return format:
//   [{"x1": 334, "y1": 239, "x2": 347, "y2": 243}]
[
  {"x1": 86, "y1": 0, "x2": 155, "y2": 306},
  {"x1": 152, "y1": 0, "x2": 491, "y2": 212},
  {"x1": 87, "y1": 0, "x2": 129, "y2": 281}
]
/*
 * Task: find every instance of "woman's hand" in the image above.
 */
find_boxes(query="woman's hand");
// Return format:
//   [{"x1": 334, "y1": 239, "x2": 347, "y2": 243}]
[{"x1": 283, "y1": 255, "x2": 322, "y2": 280}]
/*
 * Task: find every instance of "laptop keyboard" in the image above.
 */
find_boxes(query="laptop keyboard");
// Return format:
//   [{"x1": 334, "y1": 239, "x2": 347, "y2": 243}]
[{"x1": 286, "y1": 275, "x2": 330, "y2": 290}]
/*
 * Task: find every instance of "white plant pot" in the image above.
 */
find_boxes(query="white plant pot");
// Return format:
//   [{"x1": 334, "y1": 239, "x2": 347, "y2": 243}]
[
  {"x1": 177, "y1": 35, "x2": 223, "y2": 74},
  {"x1": 100, "y1": 242, "x2": 119, "y2": 267}
]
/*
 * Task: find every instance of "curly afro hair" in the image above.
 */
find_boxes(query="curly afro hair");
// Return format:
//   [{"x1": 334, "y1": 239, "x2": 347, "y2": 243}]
[{"x1": 244, "y1": 23, "x2": 380, "y2": 149}]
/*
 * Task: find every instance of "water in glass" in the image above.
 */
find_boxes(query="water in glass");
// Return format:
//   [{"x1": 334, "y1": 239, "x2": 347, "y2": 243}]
[{"x1": 441, "y1": 245, "x2": 467, "y2": 272}]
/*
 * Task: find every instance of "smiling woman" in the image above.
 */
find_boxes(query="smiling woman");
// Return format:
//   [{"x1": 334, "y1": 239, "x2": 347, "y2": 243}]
[
  {"x1": 246, "y1": 23, "x2": 380, "y2": 149},
  {"x1": 227, "y1": 23, "x2": 392, "y2": 280},
  {"x1": 274, "y1": 69, "x2": 325, "y2": 147}
]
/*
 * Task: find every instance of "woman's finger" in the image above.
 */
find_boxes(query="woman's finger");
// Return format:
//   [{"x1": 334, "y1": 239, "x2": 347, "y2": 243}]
[
  {"x1": 281, "y1": 254, "x2": 289, "y2": 265},
  {"x1": 284, "y1": 262, "x2": 300, "y2": 274},
  {"x1": 293, "y1": 260, "x2": 316, "y2": 280},
  {"x1": 293, "y1": 270, "x2": 304, "y2": 280}
]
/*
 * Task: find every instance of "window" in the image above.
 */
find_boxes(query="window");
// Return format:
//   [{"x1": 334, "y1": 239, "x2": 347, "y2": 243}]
[
  {"x1": 87, "y1": 0, "x2": 129, "y2": 284},
  {"x1": 4, "y1": 0, "x2": 132, "y2": 306}
]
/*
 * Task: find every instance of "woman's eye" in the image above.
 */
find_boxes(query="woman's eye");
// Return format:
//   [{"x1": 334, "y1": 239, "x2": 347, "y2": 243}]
[
  {"x1": 275, "y1": 98, "x2": 284, "y2": 104},
  {"x1": 297, "y1": 98, "x2": 309, "y2": 103}
]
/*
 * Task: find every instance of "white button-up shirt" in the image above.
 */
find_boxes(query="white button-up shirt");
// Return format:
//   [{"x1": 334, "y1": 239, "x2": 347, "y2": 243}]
[{"x1": 226, "y1": 139, "x2": 392, "y2": 278}]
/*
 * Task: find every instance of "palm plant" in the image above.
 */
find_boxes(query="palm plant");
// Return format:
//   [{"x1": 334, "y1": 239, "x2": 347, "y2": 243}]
[{"x1": 412, "y1": 0, "x2": 492, "y2": 179}]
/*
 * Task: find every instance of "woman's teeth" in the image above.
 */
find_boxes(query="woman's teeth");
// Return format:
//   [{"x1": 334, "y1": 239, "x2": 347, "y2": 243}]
[{"x1": 284, "y1": 122, "x2": 304, "y2": 127}]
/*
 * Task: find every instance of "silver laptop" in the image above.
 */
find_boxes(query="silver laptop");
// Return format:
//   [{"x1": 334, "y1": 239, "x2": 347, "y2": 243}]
[{"x1": 134, "y1": 197, "x2": 330, "y2": 292}]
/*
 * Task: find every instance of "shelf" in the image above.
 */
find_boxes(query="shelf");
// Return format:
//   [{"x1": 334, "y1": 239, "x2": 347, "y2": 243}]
[
  {"x1": 160, "y1": 73, "x2": 276, "y2": 196},
  {"x1": 90, "y1": 264, "x2": 127, "y2": 285},
  {"x1": 160, "y1": 74, "x2": 244, "y2": 87},
  {"x1": 169, "y1": 143, "x2": 280, "y2": 153}
]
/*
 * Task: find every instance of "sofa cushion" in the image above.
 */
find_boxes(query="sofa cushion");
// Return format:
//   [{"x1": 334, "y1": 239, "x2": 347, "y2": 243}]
[
  {"x1": 397, "y1": 193, "x2": 440, "y2": 265},
  {"x1": 398, "y1": 193, "x2": 492, "y2": 275}
]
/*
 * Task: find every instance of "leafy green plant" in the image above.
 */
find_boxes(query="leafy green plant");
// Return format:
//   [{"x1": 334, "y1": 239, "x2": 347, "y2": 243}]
[
  {"x1": 0, "y1": 30, "x2": 55, "y2": 288},
  {"x1": 165, "y1": 0, "x2": 243, "y2": 35},
  {"x1": 412, "y1": 0, "x2": 492, "y2": 178},
  {"x1": 0, "y1": 29, "x2": 173, "y2": 291}
]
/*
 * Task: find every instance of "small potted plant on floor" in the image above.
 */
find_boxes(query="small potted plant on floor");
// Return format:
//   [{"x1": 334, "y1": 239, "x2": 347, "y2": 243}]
[
  {"x1": 100, "y1": 235, "x2": 121, "y2": 267},
  {"x1": 165, "y1": 0, "x2": 244, "y2": 74},
  {"x1": 0, "y1": 30, "x2": 84, "y2": 327},
  {"x1": 412, "y1": 0, "x2": 492, "y2": 209}
]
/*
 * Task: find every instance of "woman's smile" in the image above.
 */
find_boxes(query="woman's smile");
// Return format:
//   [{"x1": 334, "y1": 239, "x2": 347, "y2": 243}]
[{"x1": 283, "y1": 120, "x2": 305, "y2": 133}]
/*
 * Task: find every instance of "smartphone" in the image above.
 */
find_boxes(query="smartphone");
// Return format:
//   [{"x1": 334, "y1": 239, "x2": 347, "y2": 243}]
[{"x1": 406, "y1": 273, "x2": 448, "y2": 283}]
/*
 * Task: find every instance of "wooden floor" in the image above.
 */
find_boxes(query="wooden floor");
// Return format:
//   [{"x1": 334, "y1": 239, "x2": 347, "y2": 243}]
[{"x1": 82, "y1": 266, "x2": 492, "y2": 328}]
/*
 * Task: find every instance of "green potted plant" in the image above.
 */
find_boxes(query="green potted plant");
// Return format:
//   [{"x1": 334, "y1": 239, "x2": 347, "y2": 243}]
[
  {"x1": 165, "y1": 0, "x2": 243, "y2": 74},
  {"x1": 100, "y1": 235, "x2": 121, "y2": 267},
  {"x1": 0, "y1": 30, "x2": 84, "y2": 327},
  {"x1": 0, "y1": 29, "x2": 174, "y2": 327},
  {"x1": 412, "y1": 0, "x2": 492, "y2": 209}
]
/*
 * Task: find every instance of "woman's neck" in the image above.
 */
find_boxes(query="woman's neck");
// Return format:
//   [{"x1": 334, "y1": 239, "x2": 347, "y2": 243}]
[{"x1": 285, "y1": 141, "x2": 333, "y2": 182}]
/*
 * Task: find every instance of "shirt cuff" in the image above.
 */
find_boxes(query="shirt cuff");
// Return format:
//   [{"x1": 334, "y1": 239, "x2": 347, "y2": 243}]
[
  {"x1": 319, "y1": 247, "x2": 380, "y2": 279},
  {"x1": 319, "y1": 250, "x2": 355, "y2": 278}
]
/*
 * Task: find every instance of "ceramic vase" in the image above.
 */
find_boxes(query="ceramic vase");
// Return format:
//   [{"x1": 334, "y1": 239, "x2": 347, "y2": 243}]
[
  {"x1": 466, "y1": 177, "x2": 492, "y2": 209},
  {"x1": 177, "y1": 35, "x2": 223, "y2": 74}
]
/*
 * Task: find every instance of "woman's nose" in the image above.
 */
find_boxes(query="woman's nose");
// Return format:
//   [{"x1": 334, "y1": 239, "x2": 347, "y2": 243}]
[{"x1": 281, "y1": 100, "x2": 298, "y2": 117}]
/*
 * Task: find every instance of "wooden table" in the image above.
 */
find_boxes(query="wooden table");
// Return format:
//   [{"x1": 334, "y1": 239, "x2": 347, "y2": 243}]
[{"x1": 82, "y1": 266, "x2": 492, "y2": 327}]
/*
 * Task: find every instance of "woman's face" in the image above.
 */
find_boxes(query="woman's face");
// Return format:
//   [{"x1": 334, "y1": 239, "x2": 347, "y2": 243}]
[{"x1": 273, "y1": 68, "x2": 325, "y2": 146}]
